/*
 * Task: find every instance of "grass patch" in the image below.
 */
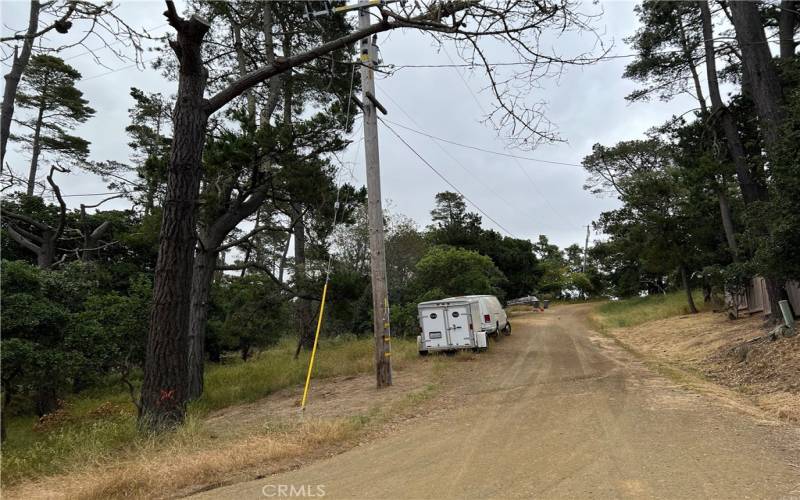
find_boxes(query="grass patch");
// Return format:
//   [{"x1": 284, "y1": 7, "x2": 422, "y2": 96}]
[
  {"x1": 589, "y1": 291, "x2": 715, "y2": 389},
  {"x1": 592, "y1": 291, "x2": 708, "y2": 331},
  {"x1": 1, "y1": 336, "x2": 417, "y2": 487},
  {"x1": 4, "y1": 358, "x2": 440, "y2": 500},
  {"x1": 195, "y1": 336, "x2": 416, "y2": 413},
  {"x1": 5, "y1": 416, "x2": 362, "y2": 500}
]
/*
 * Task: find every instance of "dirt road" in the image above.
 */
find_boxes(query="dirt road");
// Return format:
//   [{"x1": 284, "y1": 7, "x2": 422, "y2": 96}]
[{"x1": 197, "y1": 305, "x2": 800, "y2": 499}]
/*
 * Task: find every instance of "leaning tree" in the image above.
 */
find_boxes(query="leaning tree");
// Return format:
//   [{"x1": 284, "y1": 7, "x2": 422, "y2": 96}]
[{"x1": 140, "y1": 0, "x2": 605, "y2": 431}]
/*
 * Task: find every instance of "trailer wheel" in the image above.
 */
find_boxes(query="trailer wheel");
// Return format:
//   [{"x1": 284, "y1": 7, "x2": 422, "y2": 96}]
[{"x1": 503, "y1": 322, "x2": 512, "y2": 336}]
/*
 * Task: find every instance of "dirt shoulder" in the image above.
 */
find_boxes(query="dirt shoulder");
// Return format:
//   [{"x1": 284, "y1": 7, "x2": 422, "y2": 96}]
[{"x1": 595, "y1": 309, "x2": 800, "y2": 422}]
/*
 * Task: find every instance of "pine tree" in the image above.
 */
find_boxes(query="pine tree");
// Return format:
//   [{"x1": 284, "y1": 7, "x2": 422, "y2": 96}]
[{"x1": 12, "y1": 54, "x2": 94, "y2": 196}]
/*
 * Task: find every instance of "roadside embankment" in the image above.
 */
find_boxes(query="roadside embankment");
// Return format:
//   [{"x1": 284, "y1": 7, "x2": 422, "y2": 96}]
[{"x1": 592, "y1": 293, "x2": 800, "y2": 422}]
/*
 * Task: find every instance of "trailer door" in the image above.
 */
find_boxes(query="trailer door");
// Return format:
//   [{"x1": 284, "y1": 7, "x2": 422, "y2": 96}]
[
  {"x1": 420, "y1": 306, "x2": 449, "y2": 349},
  {"x1": 446, "y1": 304, "x2": 472, "y2": 347}
]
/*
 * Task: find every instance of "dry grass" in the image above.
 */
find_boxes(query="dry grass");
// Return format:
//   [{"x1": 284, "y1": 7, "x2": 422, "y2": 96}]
[
  {"x1": 4, "y1": 379, "x2": 441, "y2": 500},
  {"x1": 1, "y1": 336, "x2": 445, "y2": 500},
  {"x1": 706, "y1": 329, "x2": 800, "y2": 421},
  {"x1": 1, "y1": 336, "x2": 418, "y2": 489},
  {"x1": 4, "y1": 418, "x2": 360, "y2": 500},
  {"x1": 597, "y1": 303, "x2": 800, "y2": 423}
]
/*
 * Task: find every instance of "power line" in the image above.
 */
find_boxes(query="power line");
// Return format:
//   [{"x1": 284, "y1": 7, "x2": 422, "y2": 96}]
[
  {"x1": 379, "y1": 117, "x2": 518, "y2": 238},
  {"x1": 510, "y1": 155, "x2": 581, "y2": 229},
  {"x1": 382, "y1": 92, "x2": 521, "y2": 217},
  {"x1": 379, "y1": 118, "x2": 582, "y2": 168},
  {"x1": 387, "y1": 54, "x2": 635, "y2": 71},
  {"x1": 385, "y1": 35, "x2": 785, "y2": 72},
  {"x1": 60, "y1": 191, "x2": 128, "y2": 198},
  {"x1": 440, "y1": 47, "x2": 584, "y2": 230},
  {"x1": 81, "y1": 56, "x2": 157, "y2": 81}
]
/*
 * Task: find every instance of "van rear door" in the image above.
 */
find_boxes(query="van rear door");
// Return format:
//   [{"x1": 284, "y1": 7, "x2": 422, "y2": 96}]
[
  {"x1": 420, "y1": 306, "x2": 448, "y2": 349},
  {"x1": 446, "y1": 303, "x2": 472, "y2": 347}
]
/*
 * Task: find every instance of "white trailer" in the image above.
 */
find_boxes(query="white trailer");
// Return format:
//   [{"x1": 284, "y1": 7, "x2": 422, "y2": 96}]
[{"x1": 416, "y1": 296, "x2": 489, "y2": 355}]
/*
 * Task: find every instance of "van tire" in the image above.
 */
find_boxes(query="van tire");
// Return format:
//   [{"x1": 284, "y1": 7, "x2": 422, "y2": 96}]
[
  {"x1": 503, "y1": 322, "x2": 512, "y2": 336},
  {"x1": 418, "y1": 350, "x2": 428, "y2": 356},
  {"x1": 494, "y1": 322, "x2": 501, "y2": 340}
]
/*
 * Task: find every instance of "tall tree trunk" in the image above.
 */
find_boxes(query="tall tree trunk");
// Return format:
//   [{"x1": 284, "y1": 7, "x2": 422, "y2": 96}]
[
  {"x1": 729, "y1": 0, "x2": 786, "y2": 153},
  {"x1": 27, "y1": 104, "x2": 45, "y2": 196},
  {"x1": 680, "y1": 263, "x2": 699, "y2": 314},
  {"x1": 678, "y1": 15, "x2": 708, "y2": 114},
  {"x1": 186, "y1": 183, "x2": 272, "y2": 400},
  {"x1": 36, "y1": 233, "x2": 55, "y2": 268},
  {"x1": 778, "y1": 0, "x2": 798, "y2": 60},
  {"x1": 728, "y1": 0, "x2": 790, "y2": 324},
  {"x1": 685, "y1": 8, "x2": 739, "y2": 259},
  {"x1": 187, "y1": 246, "x2": 216, "y2": 401},
  {"x1": 700, "y1": 0, "x2": 765, "y2": 204},
  {"x1": 292, "y1": 205, "x2": 314, "y2": 358},
  {"x1": 716, "y1": 183, "x2": 738, "y2": 259},
  {"x1": 139, "y1": 11, "x2": 210, "y2": 432},
  {"x1": 1, "y1": 0, "x2": 40, "y2": 168},
  {"x1": 278, "y1": 233, "x2": 291, "y2": 283},
  {"x1": 232, "y1": 21, "x2": 256, "y2": 126},
  {"x1": 259, "y1": 0, "x2": 281, "y2": 127}
]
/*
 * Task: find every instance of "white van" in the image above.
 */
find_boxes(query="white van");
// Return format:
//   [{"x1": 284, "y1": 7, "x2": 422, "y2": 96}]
[
  {"x1": 416, "y1": 295, "x2": 510, "y2": 355},
  {"x1": 467, "y1": 294, "x2": 511, "y2": 338}
]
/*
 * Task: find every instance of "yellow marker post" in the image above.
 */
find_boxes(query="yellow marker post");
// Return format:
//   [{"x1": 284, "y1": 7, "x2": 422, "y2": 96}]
[{"x1": 300, "y1": 279, "x2": 330, "y2": 411}]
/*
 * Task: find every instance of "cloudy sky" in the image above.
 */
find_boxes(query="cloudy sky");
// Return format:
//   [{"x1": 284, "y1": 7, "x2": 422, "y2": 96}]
[{"x1": 1, "y1": 0, "x2": 699, "y2": 250}]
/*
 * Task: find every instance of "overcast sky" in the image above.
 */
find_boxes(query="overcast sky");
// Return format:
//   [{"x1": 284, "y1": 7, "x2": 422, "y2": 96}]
[{"x1": 1, "y1": 0, "x2": 700, "y2": 250}]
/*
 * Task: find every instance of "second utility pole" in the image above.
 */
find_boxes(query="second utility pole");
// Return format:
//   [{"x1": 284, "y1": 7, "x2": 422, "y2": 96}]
[
  {"x1": 582, "y1": 225, "x2": 590, "y2": 272},
  {"x1": 359, "y1": 7, "x2": 392, "y2": 387}
]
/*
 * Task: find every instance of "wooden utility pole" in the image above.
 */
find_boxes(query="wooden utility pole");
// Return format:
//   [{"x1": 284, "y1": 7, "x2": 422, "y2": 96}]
[
  {"x1": 359, "y1": 8, "x2": 392, "y2": 387},
  {"x1": 582, "y1": 225, "x2": 590, "y2": 273}
]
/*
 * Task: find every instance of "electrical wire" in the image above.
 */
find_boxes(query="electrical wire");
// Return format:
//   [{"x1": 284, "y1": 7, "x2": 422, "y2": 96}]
[
  {"x1": 81, "y1": 56, "x2": 157, "y2": 81},
  {"x1": 302, "y1": 63, "x2": 359, "y2": 412},
  {"x1": 379, "y1": 116, "x2": 518, "y2": 238},
  {"x1": 60, "y1": 191, "x2": 127, "y2": 198},
  {"x1": 325, "y1": 63, "x2": 358, "y2": 274},
  {"x1": 442, "y1": 46, "x2": 583, "y2": 229},
  {"x1": 385, "y1": 33, "x2": 786, "y2": 72},
  {"x1": 381, "y1": 92, "x2": 520, "y2": 217},
  {"x1": 380, "y1": 118, "x2": 582, "y2": 168}
]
